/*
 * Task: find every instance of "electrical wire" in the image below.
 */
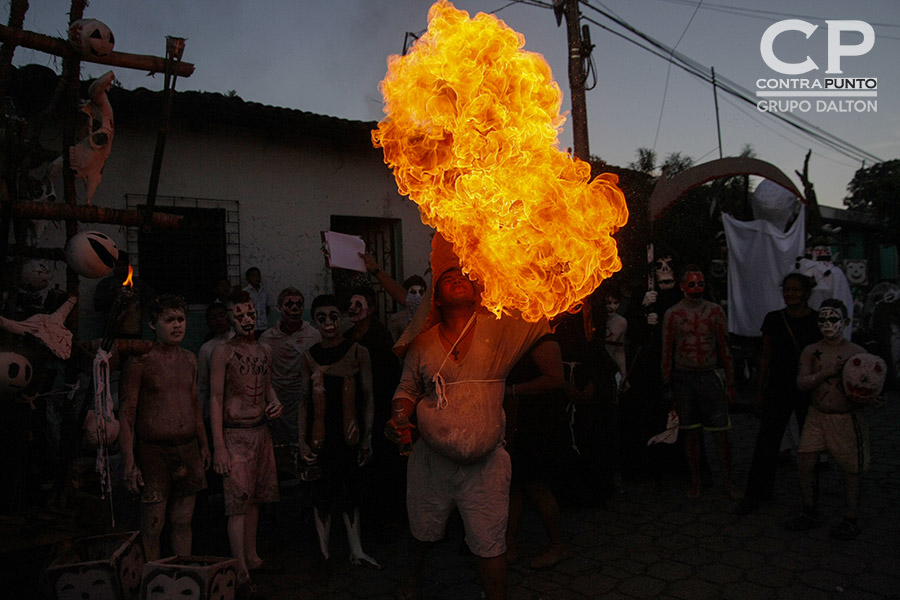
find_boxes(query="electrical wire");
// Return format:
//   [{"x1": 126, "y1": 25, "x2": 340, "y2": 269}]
[
  {"x1": 577, "y1": 1, "x2": 884, "y2": 165},
  {"x1": 652, "y1": 0, "x2": 703, "y2": 151}
]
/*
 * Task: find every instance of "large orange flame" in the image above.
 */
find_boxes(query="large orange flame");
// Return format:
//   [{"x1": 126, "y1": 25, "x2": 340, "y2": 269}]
[{"x1": 373, "y1": 1, "x2": 628, "y2": 321}]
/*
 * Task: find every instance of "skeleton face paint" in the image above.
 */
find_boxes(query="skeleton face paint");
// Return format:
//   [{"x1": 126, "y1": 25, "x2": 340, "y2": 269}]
[
  {"x1": 347, "y1": 294, "x2": 370, "y2": 323},
  {"x1": 817, "y1": 306, "x2": 845, "y2": 340},
  {"x1": 151, "y1": 308, "x2": 186, "y2": 345},
  {"x1": 313, "y1": 306, "x2": 342, "y2": 340},
  {"x1": 681, "y1": 272, "x2": 705, "y2": 300},
  {"x1": 228, "y1": 301, "x2": 257, "y2": 337},
  {"x1": 655, "y1": 255, "x2": 675, "y2": 290}
]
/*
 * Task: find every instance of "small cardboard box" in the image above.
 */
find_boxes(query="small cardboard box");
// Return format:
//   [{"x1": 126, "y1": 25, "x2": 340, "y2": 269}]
[
  {"x1": 46, "y1": 531, "x2": 145, "y2": 600},
  {"x1": 141, "y1": 555, "x2": 238, "y2": 600}
]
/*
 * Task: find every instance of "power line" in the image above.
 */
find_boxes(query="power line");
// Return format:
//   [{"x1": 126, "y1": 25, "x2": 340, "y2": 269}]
[
  {"x1": 577, "y1": 1, "x2": 884, "y2": 165},
  {"x1": 650, "y1": 0, "x2": 900, "y2": 30},
  {"x1": 652, "y1": 0, "x2": 703, "y2": 151}
]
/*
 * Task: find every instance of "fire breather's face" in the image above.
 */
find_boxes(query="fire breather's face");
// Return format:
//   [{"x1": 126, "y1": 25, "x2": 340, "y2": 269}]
[
  {"x1": 347, "y1": 294, "x2": 371, "y2": 323},
  {"x1": 229, "y1": 301, "x2": 257, "y2": 336},
  {"x1": 680, "y1": 272, "x2": 705, "y2": 300},
  {"x1": 313, "y1": 306, "x2": 342, "y2": 340},
  {"x1": 655, "y1": 256, "x2": 675, "y2": 290},
  {"x1": 436, "y1": 269, "x2": 475, "y2": 306},
  {"x1": 817, "y1": 306, "x2": 845, "y2": 340}
]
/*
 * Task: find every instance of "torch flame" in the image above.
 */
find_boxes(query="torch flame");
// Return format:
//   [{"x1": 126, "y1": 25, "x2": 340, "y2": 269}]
[
  {"x1": 122, "y1": 264, "x2": 134, "y2": 288},
  {"x1": 373, "y1": 1, "x2": 628, "y2": 321}
]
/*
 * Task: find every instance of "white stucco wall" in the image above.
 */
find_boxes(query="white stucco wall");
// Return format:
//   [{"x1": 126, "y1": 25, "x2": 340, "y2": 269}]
[{"x1": 45, "y1": 100, "x2": 433, "y2": 350}]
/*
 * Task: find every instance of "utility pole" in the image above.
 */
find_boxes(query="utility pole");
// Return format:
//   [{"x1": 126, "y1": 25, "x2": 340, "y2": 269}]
[
  {"x1": 557, "y1": 0, "x2": 591, "y2": 161},
  {"x1": 554, "y1": 0, "x2": 595, "y2": 339}
]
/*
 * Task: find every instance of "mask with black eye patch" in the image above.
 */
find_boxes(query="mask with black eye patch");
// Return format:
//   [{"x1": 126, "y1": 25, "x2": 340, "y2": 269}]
[{"x1": 347, "y1": 294, "x2": 369, "y2": 323}]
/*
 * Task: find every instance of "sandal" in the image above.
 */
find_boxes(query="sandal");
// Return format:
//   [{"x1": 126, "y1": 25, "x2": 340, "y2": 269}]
[
  {"x1": 830, "y1": 518, "x2": 861, "y2": 540},
  {"x1": 784, "y1": 510, "x2": 821, "y2": 531}
]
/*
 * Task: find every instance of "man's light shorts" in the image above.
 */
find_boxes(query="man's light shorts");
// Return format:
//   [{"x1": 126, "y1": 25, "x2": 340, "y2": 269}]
[{"x1": 407, "y1": 440, "x2": 511, "y2": 558}]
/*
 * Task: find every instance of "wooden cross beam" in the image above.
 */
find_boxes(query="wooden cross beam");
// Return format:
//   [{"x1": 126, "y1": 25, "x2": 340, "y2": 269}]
[{"x1": 0, "y1": 23, "x2": 195, "y2": 77}]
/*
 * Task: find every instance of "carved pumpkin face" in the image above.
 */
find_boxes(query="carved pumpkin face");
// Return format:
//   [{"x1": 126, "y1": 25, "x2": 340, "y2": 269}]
[
  {"x1": 64, "y1": 231, "x2": 119, "y2": 279},
  {"x1": 0, "y1": 352, "x2": 33, "y2": 390},
  {"x1": 843, "y1": 353, "x2": 887, "y2": 405},
  {"x1": 56, "y1": 567, "x2": 116, "y2": 600},
  {"x1": 144, "y1": 572, "x2": 202, "y2": 600},
  {"x1": 68, "y1": 18, "x2": 115, "y2": 58}
]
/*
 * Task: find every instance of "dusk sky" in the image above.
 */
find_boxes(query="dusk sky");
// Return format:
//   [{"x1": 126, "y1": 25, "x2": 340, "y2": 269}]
[{"x1": 13, "y1": 1, "x2": 900, "y2": 208}]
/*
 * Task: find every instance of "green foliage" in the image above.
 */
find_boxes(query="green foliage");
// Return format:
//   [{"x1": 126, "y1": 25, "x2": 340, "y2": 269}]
[
  {"x1": 628, "y1": 147, "x2": 657, "y2": 174},
  {"x1": 844, "y1": 160, "x2": 900, "y2": 235}
]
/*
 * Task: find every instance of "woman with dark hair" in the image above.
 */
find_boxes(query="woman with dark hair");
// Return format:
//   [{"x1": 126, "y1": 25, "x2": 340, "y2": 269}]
[{"x1": 736, "y1": 272, "x2": 820, "y2": 514}]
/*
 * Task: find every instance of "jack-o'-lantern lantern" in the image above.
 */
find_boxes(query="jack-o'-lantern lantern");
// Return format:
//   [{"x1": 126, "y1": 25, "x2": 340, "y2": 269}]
[
  {"x1": 64, "y1": 231, "x2": 118, "y2": 278},
  {"x1": 116, "y1": 540, "x2": 145, "y2": 600},
  {"x1": 0, "y1": 351, "x2": 32, "y2": 390},
  {"x1": 842, "y1": 353, "x2": 887, "y2": 406},
  {"x1": 208, "y1": 566, "x2": 237, "y2": 600},
  {"x1": 68, "y1": 18, "x2": 115, "y2": 58}
]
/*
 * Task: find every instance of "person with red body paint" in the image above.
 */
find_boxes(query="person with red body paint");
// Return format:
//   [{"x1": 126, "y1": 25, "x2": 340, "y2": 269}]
[{"x1": 661, "y1": 265, "x2": 740, "y2": 500}]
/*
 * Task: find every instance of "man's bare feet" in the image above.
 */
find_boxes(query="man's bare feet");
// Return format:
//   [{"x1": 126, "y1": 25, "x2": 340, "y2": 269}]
[
  {"x1": 687, "y1": 482, "x2": 702, "y2": 498},
  {"x1": 529, "y1": 544, "x2": 567, "y2": 569},
  {"x1": 724, "y1": 481, "x2": 743, "y2": 501}
]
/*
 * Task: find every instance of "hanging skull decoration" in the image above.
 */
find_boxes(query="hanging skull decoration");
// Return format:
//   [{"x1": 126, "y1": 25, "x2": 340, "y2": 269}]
[
  {"x1": 68, "y1": 18, "x2": 115, "y2": 58},
  {"x1": 842, "y1": 353, "x2": 887, "y2": 406}
]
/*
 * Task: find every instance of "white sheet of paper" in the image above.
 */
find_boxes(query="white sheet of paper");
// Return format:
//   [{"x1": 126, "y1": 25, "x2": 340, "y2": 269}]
[{"x1": 323, "y1": 231, "x2": 366, "y2": 272}]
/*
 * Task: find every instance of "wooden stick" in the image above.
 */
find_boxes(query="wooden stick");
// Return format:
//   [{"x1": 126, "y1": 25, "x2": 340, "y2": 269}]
[
  {"x1": 9, "y1": 201, "x2": 183, "y2": 228},
  {"x1": 0, "y1": 24, "x2": 195, "y2": 78}
]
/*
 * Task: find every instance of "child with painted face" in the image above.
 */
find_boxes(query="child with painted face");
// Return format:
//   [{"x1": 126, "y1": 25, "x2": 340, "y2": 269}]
[
  {"x1": 789, "y1": 299, "x2": 868, "y2": 540},
  {"x1": 300, "y1": 295, "x2": 379, "y2": 570},
  {"x1": 209, "y1": 290, "x2": 283, "y2": 590},
  {"x1": 119, "y1": 294, "x2": 209, "y2": 562}
]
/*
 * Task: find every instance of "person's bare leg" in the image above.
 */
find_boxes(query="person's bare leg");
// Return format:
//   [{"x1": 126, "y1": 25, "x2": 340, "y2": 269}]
[
  {"x1": 168, "y1": 495, "x2": 196, "y2": 556},
  {"x1": 684, "y1": 429, "x2": 702, "y2": 498},
  {"x1": 843, "y1": 471, "x2": 861, "y2": 520},
  {"x1": 244, "y1": 504, "x2": 263, "y2": 569},
  {"x1": 475, "y1": 554, "x2": 507, "y2": 600},
  {"x1": 227, "y1": 514, "x2": 249, "y2": 583},
  {"x1": 505, "y1": 484, "x2": 524, "y2": 564},
  {"x1": 795, "y1": 451, "x2": 818, "y2": 509},
  {"x1": 399, "y1": 534, "x2": 434, "y2": 599},
  {"x1": 525, "y1": 480, "x2": 565, "y2": 568},
  {"x1": 712, "y1": 431, "x2": 741, "y2": 500},
  {"x1": 140, "y1": 502, "x2": 167, "y2": 561}
]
